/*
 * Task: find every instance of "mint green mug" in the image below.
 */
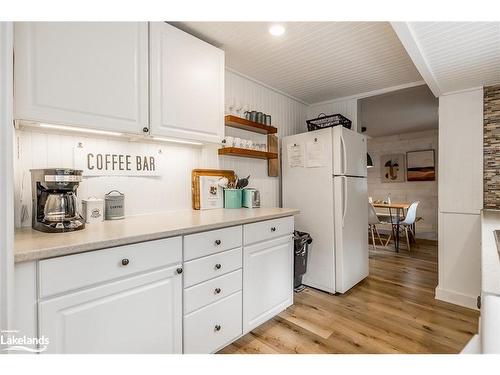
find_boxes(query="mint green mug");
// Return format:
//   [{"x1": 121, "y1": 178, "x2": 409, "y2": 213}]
[{"x1": 224, "y1": 189, "x2": 242, "y2": 209}]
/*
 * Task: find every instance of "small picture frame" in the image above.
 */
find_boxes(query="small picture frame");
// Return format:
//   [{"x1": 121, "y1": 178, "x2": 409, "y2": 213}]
[{"x1": 191, "y1": 169, "x2": 235, "y2": 210}]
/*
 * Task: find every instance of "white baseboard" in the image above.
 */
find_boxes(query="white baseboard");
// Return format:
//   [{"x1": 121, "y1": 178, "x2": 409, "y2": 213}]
[{"x1": 435, "y1": 286, "x2": 478, "y2": 310}]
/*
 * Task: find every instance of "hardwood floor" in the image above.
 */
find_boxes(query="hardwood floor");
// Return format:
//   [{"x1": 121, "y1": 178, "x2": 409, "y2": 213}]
[{"x1": 219, "y1": 240, "x2": 479, "y2": 354}]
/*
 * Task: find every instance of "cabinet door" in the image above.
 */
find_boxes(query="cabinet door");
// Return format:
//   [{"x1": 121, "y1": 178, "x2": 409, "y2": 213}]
[
  {"x1": 39, "y1": 266, "x2": 182, "y2": 354},
  {"x1": 14, "y1": 22, "x2": 149, "y2": 134},
  {"x1": 243, "y1": 235, "x2": 293, "y2": 334},
  {"x1": 149, "y1": 22, "x2": 224, "y2": 143}
]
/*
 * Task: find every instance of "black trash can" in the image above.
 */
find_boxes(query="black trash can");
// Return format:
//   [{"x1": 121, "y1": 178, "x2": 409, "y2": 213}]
[{"x1": 293, "y1": 230, "x2": 312, "y2": 292}]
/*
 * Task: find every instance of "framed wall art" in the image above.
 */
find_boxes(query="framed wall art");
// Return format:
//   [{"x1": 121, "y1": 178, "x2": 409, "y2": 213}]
[
  {"x1": 406, "y1": 149, "x2": 435, "y2": 181},
  {"x1": 380, "y1": 154, "x2": 405, "y2": 183}
]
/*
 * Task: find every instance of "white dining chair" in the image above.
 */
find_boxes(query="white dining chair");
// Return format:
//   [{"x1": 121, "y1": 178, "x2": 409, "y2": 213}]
[
  {"x1": 368, "y1": 203, "x2": 386, "y2": 249},
  {"x1": 395, "y1": 201, "x2": 420, "y2": 252}
]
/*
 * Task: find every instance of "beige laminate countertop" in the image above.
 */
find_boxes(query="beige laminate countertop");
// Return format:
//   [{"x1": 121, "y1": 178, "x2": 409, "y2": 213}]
[{"x1": 14, "y1": 208, "x2": 299, "y2": 263}]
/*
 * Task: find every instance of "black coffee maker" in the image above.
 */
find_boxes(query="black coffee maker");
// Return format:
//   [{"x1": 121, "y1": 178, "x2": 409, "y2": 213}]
[{"x1": 31, "y1": 169, "x2": 85, "y2": 233}]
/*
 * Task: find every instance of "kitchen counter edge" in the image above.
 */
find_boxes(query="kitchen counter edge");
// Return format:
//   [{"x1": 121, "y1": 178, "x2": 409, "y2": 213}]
[{"x1": 14, "y1": 208, "x2": 300, "y2": 263}]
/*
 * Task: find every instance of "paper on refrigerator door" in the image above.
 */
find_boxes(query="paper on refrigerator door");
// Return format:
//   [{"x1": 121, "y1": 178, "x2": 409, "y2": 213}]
[
  {"x1": 306, "y1": 140, "x2": 325, "y2": 167},
  {"x1": 287, "y1": 143, "x2": 304, "y2": 168}
]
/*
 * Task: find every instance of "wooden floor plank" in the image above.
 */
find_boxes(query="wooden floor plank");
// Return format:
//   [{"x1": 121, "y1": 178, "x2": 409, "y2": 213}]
[{"x1": 219, "y1": 240, "x2": 479, "y2": 354}]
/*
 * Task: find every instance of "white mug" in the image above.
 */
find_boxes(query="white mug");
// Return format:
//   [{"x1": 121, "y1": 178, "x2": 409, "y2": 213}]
[
  {"x1": 246, "y1": 140, "x2": 253, "y2": 149},
  {"x1": 234, "y1": 137, "x2": 242, "y2": 148},
  {"x1": 224, "y1": 136, "x2": 234, "y2": 147}
]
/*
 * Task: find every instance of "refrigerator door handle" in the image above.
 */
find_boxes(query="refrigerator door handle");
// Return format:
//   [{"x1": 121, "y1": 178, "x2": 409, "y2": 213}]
[
  {"x1": 341, "y1": 176, "x2": 347, "y2": 228},
  {"x1": 340, "y1": 134, "x2": 347, "y2": 175}
]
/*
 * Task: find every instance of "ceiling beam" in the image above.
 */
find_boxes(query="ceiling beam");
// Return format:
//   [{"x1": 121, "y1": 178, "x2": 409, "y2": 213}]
[{"x1": 391, "y1": 22, "x2": 442, "y2": 97}]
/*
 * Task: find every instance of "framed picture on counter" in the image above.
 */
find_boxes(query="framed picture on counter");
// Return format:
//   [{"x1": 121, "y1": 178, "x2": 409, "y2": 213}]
[
  {"x1": 407, "y1": 149, "x2": 436, "y2": 181},
  {"x1": 191, "y1": 169, "x2": 235, "y2": 210}
]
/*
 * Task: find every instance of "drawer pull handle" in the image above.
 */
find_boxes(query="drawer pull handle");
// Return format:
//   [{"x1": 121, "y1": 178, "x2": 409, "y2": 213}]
[
  {"x1": 121, "y1": 258, "x2": 130, "y2": 266},
  {"x1": 271, "y1": 227, "x2": 277, "y2": 232},
  {"x1": 214, "y1": 239, "x2": 222, "y2": 246},
  {"x1": 176, "y1": 267, "x2": 183, "y2": 274},
  {"x1": 214, "y1": 287, "x2": 221, "y2": 294},
  {"x1": 215, "y1": 263, "x2": 222, "y2": 270},
  {"x1": 214, "y1": 324, "x2": 222, "y2": 332}
]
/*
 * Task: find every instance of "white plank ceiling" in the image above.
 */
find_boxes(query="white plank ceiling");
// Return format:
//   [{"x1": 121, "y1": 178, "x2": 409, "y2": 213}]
[
  {"x1": 398, "y1": 22, "x2": 500, "y2": 94},
  {"x1": 176, "y1": 22, "x2": 423, "y2": 104}
]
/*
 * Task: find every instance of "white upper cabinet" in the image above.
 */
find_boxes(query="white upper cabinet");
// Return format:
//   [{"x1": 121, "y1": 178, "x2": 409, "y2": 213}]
[
  {"x1": 14, "y1": 22, "x2": 149, "y2": 134},
  {"x1": 149, "y1": 22, "x2": 225, "y2": 143}
]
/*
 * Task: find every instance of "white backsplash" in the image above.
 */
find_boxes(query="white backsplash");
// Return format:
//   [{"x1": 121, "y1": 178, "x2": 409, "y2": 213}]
[{"x1": 14, "y1": 69, "x2": 308, "y2": 228}]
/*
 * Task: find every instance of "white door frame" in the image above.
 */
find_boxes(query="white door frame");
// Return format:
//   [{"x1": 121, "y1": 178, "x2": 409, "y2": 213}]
[{"x1": 0, "y1": 21, "x2": 15, "y2": 344}]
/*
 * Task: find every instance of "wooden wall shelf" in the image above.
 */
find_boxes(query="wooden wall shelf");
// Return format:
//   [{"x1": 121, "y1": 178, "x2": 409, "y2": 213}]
[
  {"x1": 218, "y1": 147, "x2": 278, "y2": 160},
  {"x1": 224, "y1": 115, "x2": 277, "y2": 135}
]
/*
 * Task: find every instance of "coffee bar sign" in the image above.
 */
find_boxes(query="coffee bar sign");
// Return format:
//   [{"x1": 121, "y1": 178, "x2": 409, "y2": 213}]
[{"x1": 75, "y1": 147, "x2": 161, "y2": 177}]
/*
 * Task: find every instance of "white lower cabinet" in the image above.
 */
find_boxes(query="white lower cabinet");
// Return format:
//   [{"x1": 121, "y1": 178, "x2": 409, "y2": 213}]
[
  {"x1": 19, "y1": 216, "x2": 295, "y2": 354},
  {"x1": 243, "y1": 235, "x2": 294, "y2": 334},
  {"x1": 184, "y1": 291, "x2": 242, "y2": 354},
  {"x1": 39, "y1": 266, "x2": 182, "y2": 354}
]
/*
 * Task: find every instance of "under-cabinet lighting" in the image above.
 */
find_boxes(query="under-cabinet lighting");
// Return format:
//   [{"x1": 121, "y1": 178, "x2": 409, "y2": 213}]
[
  {"x1": 39, "y1": 123, "x2": 123, "y2": 137},
  {"x1": 152, "y1": 137, "x2": 203, "y2": 146},
  {"x1": 269, "y1": 24, "x2": 285, "y2": 37}
]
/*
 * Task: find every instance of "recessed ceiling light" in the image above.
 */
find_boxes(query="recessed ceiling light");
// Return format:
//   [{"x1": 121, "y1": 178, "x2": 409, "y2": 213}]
[{"x1": 269, "y1": 24, "x2": 285, "y2": 37}]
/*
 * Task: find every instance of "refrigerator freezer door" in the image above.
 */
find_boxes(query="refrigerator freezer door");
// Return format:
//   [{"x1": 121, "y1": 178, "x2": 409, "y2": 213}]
[
  {"x1": 333, "y1": 127, "x2": 367, "y2": 177},
  {"x1": 333, "y1": 176, "x2": 368, "y2": 293},
  {"x1": 282, "y1": 130, "x2": 336, "y2": 293}
]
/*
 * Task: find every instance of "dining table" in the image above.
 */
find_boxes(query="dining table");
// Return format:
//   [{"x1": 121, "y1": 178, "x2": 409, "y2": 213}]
[{"x1": 371, "y1": 202, "x2": 411, "y2": 252}]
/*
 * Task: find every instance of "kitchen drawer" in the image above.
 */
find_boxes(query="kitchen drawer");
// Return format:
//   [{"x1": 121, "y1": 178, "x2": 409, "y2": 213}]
[
  {"x1": 184, "y1": 269, "x2": 242, "y2": 314},
  {"x1": 39, "y1": 237, "x2": 182, "y2": 298},
  {"x1": 244, "y1": 216, "x2": 294, "y2": 245},
  {"x1": 184, "y1": 291, "x2": 242, "y2": 354},
  {"x1": 183, "y1": 247, "x2": 242, "y2": 288},
  {"x1": 184, "y1": 225, "x2": 242, "y2": 261}
]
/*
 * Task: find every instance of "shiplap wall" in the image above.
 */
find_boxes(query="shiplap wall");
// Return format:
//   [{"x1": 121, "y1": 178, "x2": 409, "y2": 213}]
[
  {"x1": 219, "y1": 70, "x2": 308, "y2": 207},
  {"x1": 367, "y1": 129, "x2": 438, "y2": 239},
  {"x1": 13, "y1": 69, "x2": 308, "y2": 228},
  {"x1": 306, "y1": 98, "x2": 358, "y2": 132}
]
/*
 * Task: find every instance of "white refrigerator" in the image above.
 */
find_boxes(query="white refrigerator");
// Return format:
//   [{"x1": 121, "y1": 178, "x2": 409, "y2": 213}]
[{"x1": 282, "y1": 126, "x2": 368, "y2": 294}]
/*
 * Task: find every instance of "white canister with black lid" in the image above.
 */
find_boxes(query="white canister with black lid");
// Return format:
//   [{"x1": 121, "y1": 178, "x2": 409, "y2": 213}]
[
  {"x1": 82, "y1": 197, "x2": 104, "y2": 223},
  {"x1": 105, "y1": 190, "x2": 125, "y2": 220}
]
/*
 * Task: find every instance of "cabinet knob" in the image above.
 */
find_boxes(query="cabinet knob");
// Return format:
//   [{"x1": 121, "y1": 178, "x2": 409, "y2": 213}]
[
  {"x1": 271, "y1": 227, "x2": 276, "y2": 232},
  {"x1": 214, "y1": 287, "x2": 221, "y2": 294},
  {"x1": 121, "y1": 258, "x2": 130, "y2": 266},
  {"x1": 142, "y1": 127, "x2": 149, "y2": 133},
  {"x1": 176, "y1": 267, "x2": 183, "y2": 274},
  {"x1": 214, "y1": 239, "x2": 222, "y2": 246},
  {"x1": 477, "y1": 295, "x2": 481, "y2": 309},
  {"x1": 214, "y1": 263, "x2": 222, "y2": 270},
  {"x1": 214, "y1": 324, "x2": 221, "y2": 332}
]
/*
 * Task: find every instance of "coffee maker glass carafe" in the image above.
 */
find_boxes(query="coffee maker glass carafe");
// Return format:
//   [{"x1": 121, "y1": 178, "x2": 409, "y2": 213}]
[
  {"x1": 31, "y1": 169, "x2": 85, "y2": 233},
  {"x1": 44, "y1": 192, "x2": 78, "y2": 222}
]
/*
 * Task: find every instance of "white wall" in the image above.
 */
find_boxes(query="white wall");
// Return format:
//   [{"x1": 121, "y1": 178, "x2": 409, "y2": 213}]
[
  {"x1": 219, "y1": 70, "x2": 308, "y2": 207},
  {"x1": 367, "y1": 129, "x2": 438, "y2": 239},
  {"x1": 437, "y1": 88, "x2": 483, "y2": 309},
  {"x1": 13, "y1": 69, "x2": 308, "y2": 228}
]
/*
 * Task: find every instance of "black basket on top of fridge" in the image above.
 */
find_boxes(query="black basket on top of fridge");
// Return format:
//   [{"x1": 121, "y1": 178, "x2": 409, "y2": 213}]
[
  {"x1": 306, "y1": 113, "x2": 352, "y2": 132},
  {"x1": 293, "y1": 230, "x2": 312, "y2": 292}
]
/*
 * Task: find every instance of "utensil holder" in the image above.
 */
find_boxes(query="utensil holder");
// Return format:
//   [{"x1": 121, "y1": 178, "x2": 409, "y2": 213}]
[{"x1": 224, "y1": 189, "x2": 242, "y2": 209}]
